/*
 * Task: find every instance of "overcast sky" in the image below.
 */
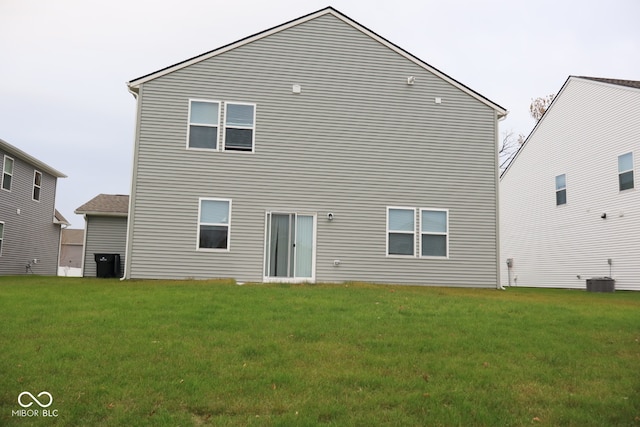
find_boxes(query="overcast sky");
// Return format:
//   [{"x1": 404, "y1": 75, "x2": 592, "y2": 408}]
[{"x1": 1, "y1": 0, "x2": 639, "y2": 228}]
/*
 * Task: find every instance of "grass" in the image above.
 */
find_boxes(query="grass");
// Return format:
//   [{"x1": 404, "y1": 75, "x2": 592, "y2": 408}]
[{"x1": 0, "y1": 276, "x2": 639, "y2": 426}]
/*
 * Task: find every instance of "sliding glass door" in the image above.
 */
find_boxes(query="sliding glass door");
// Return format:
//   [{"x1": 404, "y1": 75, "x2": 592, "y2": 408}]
[{"x1": 265, "y1": 212, "x2": 315, "y2": 282}]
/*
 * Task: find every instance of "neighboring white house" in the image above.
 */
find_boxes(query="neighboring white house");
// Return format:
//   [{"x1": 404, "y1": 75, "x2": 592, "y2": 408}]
[
  {"x1": 500, "y1": 76, "x2": 640, "y2": 290},
  {"x1": 123, "y1": 7, "x2": 507, "y2": 286}
]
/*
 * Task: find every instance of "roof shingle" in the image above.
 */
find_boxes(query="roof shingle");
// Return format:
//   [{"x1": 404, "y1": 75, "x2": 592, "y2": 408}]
[
  {"x1": 75, "y1": 194, "x2": 129, "y2": 216},
  {"x1": 578, "y1": 76, "x2": 640, "y2": 89}
]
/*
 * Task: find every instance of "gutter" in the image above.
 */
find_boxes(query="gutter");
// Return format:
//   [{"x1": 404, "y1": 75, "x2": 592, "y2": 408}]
[{"x1": 496, "y1": 111, "x2": 508, "y2": 290}]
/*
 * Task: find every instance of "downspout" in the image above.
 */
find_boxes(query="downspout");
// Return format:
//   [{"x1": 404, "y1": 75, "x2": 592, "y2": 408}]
[
  {"x1": 79, "y1": 214, "x2": 88, "y2": 277},
  {"x1": 496, "y1": 110, "x2": 508, "y2": 290},
  {"x1": 121, "y1": 84, "x2": 141, "y2": 281}
]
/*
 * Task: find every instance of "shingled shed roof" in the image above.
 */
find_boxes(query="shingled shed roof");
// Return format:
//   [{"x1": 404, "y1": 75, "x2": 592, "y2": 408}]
[{"x1": 75, "y1": 194, "x2": 129, "y2": 217}]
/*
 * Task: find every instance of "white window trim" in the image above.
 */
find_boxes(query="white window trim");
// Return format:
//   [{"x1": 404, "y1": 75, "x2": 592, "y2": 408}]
[
  {"x1": 33, "y1": 170, "x2": 42, "y2": 202},
  {"x1": 555, "y1": 174, "x2": 567, "y2": 206},
  {"x1": 618, "y1": 152, "x2": 634, "y2": 192},
  {"x1": 2, "y1": 155, "x2": 14, "y2": 192},
  {"x1": 262, "y1": 211, "x2": 317, "y2": 283},
  {"x1": 0, "y1": 221, "x2": 4, "y2": 256},
  {"x1": 386, "y1": 206, "x2": 416, "y2": 257},
  {"x1": 419, "y1": 208, "x2": 449, "y2": 259},
  {"x1": 196, "y1": 197, "x2": 232, "y2": 252},
  {"x1": 222, "y1": 101, "x2": 257, "y2": 153},
  {"x1": 187, "y1": 99, "x2": 221, "y2": 151}
]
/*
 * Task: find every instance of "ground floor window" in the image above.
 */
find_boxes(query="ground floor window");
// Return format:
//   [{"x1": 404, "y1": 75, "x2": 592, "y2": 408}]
[
  {"x1": 387, "y1": 206, "x2": 450, "y2": 258},
  {"x1": 197, "y1": 198, "x2": 231, "y2": 250},
  {"x1": 387, "y1": 207, "x2": 416, "y2": 256},
  {"x1": 420, "y1": 209, "x2": 448, "y2": 258}
]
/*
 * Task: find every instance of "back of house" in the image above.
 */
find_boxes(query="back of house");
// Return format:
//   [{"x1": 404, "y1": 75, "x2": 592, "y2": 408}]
[{"x1": 124, "y1": 7, "x2": 506, "y2": 286}]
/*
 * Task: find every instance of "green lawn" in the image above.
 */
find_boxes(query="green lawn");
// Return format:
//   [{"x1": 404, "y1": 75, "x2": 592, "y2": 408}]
[{"x1": 0, "y1": 276, "x2": 639, "y2": 426}]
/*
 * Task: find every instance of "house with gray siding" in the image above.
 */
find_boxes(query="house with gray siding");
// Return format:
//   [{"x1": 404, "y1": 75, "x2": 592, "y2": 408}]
[
  {"x1": 75, "y1": 194, "x2": 128, "y2": 278},
  {"x1": 124, "y1": 7, "x2": 507, "y2": 286},
  {"x1": 0, "y1": 138, "x2": 68, "y2": 275},
  {"x1": 500, "y1": 76, "x2": 640, "y2": 290}
]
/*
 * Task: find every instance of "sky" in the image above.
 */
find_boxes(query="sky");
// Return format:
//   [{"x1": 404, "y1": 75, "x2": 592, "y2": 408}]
[{"x1": 1, "y1": 0, "x2": 639, "y2": 228}]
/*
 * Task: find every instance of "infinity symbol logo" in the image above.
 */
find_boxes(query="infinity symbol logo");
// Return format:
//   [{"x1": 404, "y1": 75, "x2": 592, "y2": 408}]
[{"x1": 18, "y1": 391, "x2": 53, "y2": 408}]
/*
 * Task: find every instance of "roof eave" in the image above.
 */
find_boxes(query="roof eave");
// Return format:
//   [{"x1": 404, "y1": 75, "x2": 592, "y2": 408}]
[
  {"x1": 0, "y1": 138, "x2": 67, "y2": 178},
  {"x1": 74, "y1": 210, "x2": 128, "y2": 217}
]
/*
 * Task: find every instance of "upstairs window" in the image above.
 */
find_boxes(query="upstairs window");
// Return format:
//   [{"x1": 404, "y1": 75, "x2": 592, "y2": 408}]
[
  {"x1": 421, "y1": 209, "x2": 448, "y2": 257},
  {"x1": 33, "y1": 170, "x2": 42, "y2": 201},
  {"x1": 2, "y1": 156, "x2": 14, "y2": 191},
  {"x1": 555, "y1": 174, "x2": 566, "y2": 205},
  {"x1": 188, "y1": 100, "x2": 220, "y2": 150},
  {"x1": 618, "y1": 152, "x2": 634, "y2": 191},
  {"x1": 224, "y1": 103, "x2": 255, "y2": 151},
  {"x1": 198, "y1": 198, "x2": 231, "y2": 251},
  {"x1": 387, "y1": 208, "x2": 415, "y2": 256}
]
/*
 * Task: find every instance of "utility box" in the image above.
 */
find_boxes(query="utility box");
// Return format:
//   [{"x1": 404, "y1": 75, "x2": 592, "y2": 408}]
[
  {"x1": 94, "y1": 253, "x2": 121, "y2": 278},
  {"x1": 586, "y1": 277, "x2": 615, "y2": 293}
]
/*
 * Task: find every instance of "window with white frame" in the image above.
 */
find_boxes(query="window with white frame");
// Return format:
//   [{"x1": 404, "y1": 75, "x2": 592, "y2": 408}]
[
  {"x1": 188, "y1": 100, "x2": 220, "y2": 150},
  {"x1": 421, "y1": 209, "x2": 448, "y2": 257},
  {"x1": 2, "y1": 156, "x2": 14, "y2": 191},
  {"x1": 33, "y1": 170, "x2": 42, "y2": 201},
  {"x1": 0, "y1": 222, "x2": 4, "y2": 256},
  {"x1": 618, "y1": 152, "x2": 634, "y2": 191},
  {"x1": 198, "y1": 198, "x2": 231, "y2": 250},
  {"x1": 224, "y1": 103, "x2": 255, "y2": 151},
  {"x1": 555, "y1": 174, "x2": 566, "y2": 205},
  {"x1": 387, "y1": 208, "x2": 415, "y2": 256}
]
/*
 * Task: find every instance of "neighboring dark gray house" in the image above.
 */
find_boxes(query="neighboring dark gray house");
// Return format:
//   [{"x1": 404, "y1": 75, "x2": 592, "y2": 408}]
[
  {"x1": 75, "y1": 194, "x2": 128, "y2": 278},
  {"x1": 0, "y1": 138, "x2": 68, "y2": 275},
  {"x1": 124, "y1": 7, "x2": 507, "y2": 286}
]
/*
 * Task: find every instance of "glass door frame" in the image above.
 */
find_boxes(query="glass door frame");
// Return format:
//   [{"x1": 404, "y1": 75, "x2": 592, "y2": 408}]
[{"x1": 263, "y1": 211, "x2": 317, "y2": 283}]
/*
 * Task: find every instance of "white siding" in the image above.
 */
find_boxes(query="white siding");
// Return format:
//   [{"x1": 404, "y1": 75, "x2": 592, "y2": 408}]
[
  {"x1": 500, "y1": 78, "x2": 640, "y2": 290},
  {"x1": 127, "y1": 13, "x2": 501, "y2": 286}
]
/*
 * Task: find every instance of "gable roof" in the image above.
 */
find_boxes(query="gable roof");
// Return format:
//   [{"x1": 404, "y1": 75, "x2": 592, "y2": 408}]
[
  {"x1": 500, "y1": 75, "x2": 640, "y2": 178},
  {"x1": 127, "y1": 7, "x2": 506, "y2": 118},
  {"x1": 75, "y1": 194, "x2": 129, "y2": 217},
  {"x1": 54, "y1": 209, "x2": 70, "y2": 226},
  {"x1": 0, "y1": 138, "x2": 67, "y2": 178}
]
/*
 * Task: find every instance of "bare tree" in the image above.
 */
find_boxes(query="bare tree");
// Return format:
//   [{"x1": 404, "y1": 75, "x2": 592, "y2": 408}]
[
  {"x1": 529, "y1": 94, "x2": 555, "y2": 121},
  {"x1": 499, "y1": 130, "x2": 525, "y2": 171}
]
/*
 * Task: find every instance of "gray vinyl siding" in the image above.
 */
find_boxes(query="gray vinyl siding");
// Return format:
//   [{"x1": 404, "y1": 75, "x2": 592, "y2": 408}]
[
  {"x1": 128, "y1": 14, "x2": 499, "y2": 286},
  {"x1": 0, "y1": 149, "x2": 60, "y2": 275},
  {"x1": 82, "y1": 216, "x2": 127, "y2": 277}
]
